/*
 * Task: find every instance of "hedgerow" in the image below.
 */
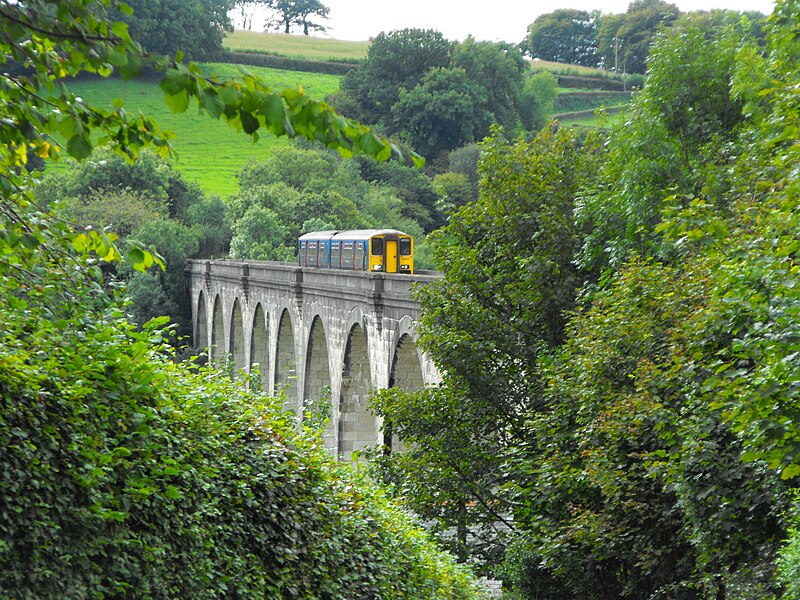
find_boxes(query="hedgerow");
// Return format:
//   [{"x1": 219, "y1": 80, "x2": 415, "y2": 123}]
[{"x1": 0, "y1": 274, "x2": 485, "y2": 599}]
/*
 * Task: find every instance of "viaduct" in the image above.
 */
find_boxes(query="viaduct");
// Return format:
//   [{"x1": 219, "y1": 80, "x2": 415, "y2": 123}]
[{"x1": 186, "y1": 260, "x2": 441, "y2": 460}]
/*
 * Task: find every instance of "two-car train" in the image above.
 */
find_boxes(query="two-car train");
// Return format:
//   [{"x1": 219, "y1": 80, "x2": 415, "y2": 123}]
[{"x1": 298, "y1": 229, "x2": 414, "y2": 274}]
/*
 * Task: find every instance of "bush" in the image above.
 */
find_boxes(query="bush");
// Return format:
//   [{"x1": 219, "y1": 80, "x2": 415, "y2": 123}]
[
  {"x1": 0, "y1": 255, "x2": 486, "y2": 599},
  {"x1": 220, "y1": 51, "x2": 357, "y2": 75}
]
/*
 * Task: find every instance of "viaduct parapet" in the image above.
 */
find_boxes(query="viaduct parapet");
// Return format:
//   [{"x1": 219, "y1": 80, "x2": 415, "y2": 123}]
[{"x1": 186, "y1": 260, "x2": 441, "y2": 460}]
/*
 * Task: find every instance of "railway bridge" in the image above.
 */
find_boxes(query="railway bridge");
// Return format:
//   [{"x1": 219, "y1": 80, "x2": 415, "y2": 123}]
[{"x1": 186, "y1": 260, "x2": 441, "y2": 460}]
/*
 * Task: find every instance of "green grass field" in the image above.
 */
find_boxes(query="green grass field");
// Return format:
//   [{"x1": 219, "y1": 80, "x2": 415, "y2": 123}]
[
  {"x1": 51, "y1": 64, "x2": 343, "y2": 197},
  {"x1": 46, "y1": 36, "x2": 627, "y2": 197},
  {"x1": 223, "y1": 31, "x2": 370, "y2": 62}
]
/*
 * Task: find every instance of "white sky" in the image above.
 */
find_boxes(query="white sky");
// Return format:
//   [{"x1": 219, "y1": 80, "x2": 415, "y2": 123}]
[{"x1": 240, "y1": 0, "x2": 777, "y2": 44}]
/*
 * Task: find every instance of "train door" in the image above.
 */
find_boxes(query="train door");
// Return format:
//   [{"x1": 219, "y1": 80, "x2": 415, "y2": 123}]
[{"x1": 385, "y1": 239, "x2": 398, "y2": 273}]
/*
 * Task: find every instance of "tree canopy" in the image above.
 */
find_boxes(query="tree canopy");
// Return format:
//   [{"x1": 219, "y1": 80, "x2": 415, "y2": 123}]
[
  {"x1": 0, "y1": 1, "x2": 488, "y2": 596},
  {"x1": 264, "y1": 0, "x2": 330, "y2": 35},
  {"x1": 119, "y1": 0, "x2": 233, "y2": 60},
  {"x1": 524, "y1": 9, "x2": 600, "y2": 67},
  {"x1": 369, "y1": 1, "x2": 800, "y2": 596},
  {"x1": 338, "y1": 28, "x2": 539, "y2": 160}
]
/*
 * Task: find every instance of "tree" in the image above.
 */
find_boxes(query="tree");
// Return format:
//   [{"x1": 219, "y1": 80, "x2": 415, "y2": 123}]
[
  {"x1": 231, "y1": 0, "x2": 266, "y2": 31},
  {"x1": 229, "y1": 205, "x2": 291, "y2": 260},
  {"x1": 452, "y1": 37, "x2": 528, "y2": 133},
  {"x1": 340, "y1": 28, "x2": 453, "y2": 126},
  {"x1": 0, "y1": 2, "x2": 490, "y2": 596},
  {"x1": 524, "y1": 9, "x2": 600, "y2": 67},
  {"x1": 37, "y1": 147, "x2": 200, "y2": 222},
  {"x1": 371, "y1": 125, "x2": 602, "y2": 568},
  {"x1": 391, "y1": 68, "x2": 492, "y2": 160},
  {"x1": 265, "y1": 0, "x2": 329, "y2": 35},
  {"x1": 597, "y1": 0, "x2": 680, "y2": 74},
  {"x1": 120, "y1": 0, "x2": 233, "y2": 61},
  {"x1": 518, "y1": 70, "x2": 558, "y2": 131},
  {"x1": 576, "y1": 23, "x2": 749, "y2": 274}
]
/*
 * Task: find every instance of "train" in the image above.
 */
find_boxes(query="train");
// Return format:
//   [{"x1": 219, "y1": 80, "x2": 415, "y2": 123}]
[{"x1": 298, "y1": 229, "x2": 414, "y2": 274}]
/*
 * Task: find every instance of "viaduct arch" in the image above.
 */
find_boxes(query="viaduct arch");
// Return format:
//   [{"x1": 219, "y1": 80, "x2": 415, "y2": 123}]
[{"x1": 187, "y1": 260, "x2": 441, "y2": 460}]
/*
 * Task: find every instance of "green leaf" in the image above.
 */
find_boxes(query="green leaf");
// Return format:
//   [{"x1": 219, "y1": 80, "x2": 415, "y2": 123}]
[
  {"x1": 781, "y1": 464, "x2": 800, "y2": 480},
  {"x1": 200, "y1": 88, "x2": 225, "y2": 119},
  {"x1": 66, "y1": 133, "x2": 92, "y2": 159},
  {"x1": 261, "y1": 94, "x2": 287, "y2": 136},
  {"x1": 127, "y1": 247, "x2": 145, "y2": 268},
  {"x1": 240, "y1": 109, "x2": 259, "y2": 134},
  {"x1": 164, "y1": 89, "x2": 189, "y2": 113},
  {"x1": 161, "y1": 69, "x2": 188, "y2": 95}
]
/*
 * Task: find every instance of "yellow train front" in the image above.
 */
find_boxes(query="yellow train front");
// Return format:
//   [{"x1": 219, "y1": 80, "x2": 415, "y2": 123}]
[{"x1": 298, "y1": 229, "x2": 414, "y2": 274}]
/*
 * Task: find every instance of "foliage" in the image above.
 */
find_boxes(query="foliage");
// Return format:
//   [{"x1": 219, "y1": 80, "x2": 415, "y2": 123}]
[
  {"x1": 229, "y1": 204, "x2": 291, "y2": 260},
  {"x1": 518, "y1": 70, "x2": 559, "y2": 131},
  {"x1": 524, "y1": 9, "x2": 600, "y2": 67},
  {"x1": 779, "y1": 496, "x2": 800, "y2": 600},
  {"x1": 340, "y1": 28, "x2": 453, "y2": 127},
  {"x1": 264, "y1": 0, "x2": 330, "y2": 36},
  {"x1": 446, "y1": 143, "x2": 481, "y2": 202},
  {"x1": 391, "y1": 68, "x2": 491, "y2": 161},
  {"x1": 338, "y1": 28, "x2": 556, "y2": 157},
  {"x1": 0, "y1": 258, "x2": 488, "y2": 598},
  {"x1": 119, "y1": 0, "x2": 233, "y2": 61},
  {"x1": 597, "y1": 0, "x2": 681, "y2": 74},
  {"x1": 125, "y1": 218, "x2": 201, "y2": 332},
  {"x1": 370, "y1": 125, "x2": 601, "y2": 567},
  {"x1": 356, "y1": 155, "x2": 441, "y2": 231},
  {"x1": 185, "y1": 195, "x2": 231, "y2": 258},
  {"x1": 0, "y1": 0, "x2": 485, "y2": 596},
  {"x1": 371, "y1": 3, "x2": 800, "y2": 597},
  {"x1": 432, "y1": 171, "x2": 473, "y2": 219},
  {"x1": 451, "y1": 37, "x2": 528, "y2": 133},
  {"x1": 225, "y1": 143, "x2": 434, "y2": 257},
  {"x1": 39, "y1": 147, "x2": 200, "y2": 222},
  {"x1": 575, "y1": 22, "x2": 751, "y2": 274}
]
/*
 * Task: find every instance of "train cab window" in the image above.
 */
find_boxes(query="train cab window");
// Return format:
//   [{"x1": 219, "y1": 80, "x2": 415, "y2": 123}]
[
  {"x1": 371, "y1": 237, "x2": 384, "y2": 256},
  {"x1": 331, "y1": 242, "x2": 341, "y2": 268},
  {"x1": 355, "y1": 242, "x2": 365, "y2": 270},
  {"x1": 299, "y1": 241, "x2": 306, "y2": 265},
  {"x1": 307, "y1": 241, "x2": 318, "y2": 267},
  {"x1": 399, "y1": 238, "x2": 412, "y2": 256},
  {"x1": 342, "y1": 242, "x2": 354, "y2": 268}
]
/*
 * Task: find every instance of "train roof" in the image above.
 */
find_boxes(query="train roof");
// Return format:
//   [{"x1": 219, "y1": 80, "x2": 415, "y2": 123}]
[{"x1": 299, "y1": 229, "x2": 410, "y2": 242}]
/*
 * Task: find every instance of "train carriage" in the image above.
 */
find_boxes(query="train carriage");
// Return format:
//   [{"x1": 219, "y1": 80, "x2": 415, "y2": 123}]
[{"x1": 298, "y1": 229, "x2": 414, "y2": 274}]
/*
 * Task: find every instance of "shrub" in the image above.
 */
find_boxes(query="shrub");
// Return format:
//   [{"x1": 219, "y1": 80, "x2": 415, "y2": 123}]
[{"x1": 0, "y1": 253, "x2": 486, "y2": 599}]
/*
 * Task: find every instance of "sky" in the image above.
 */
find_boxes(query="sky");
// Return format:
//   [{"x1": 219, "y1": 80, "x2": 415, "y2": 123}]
[{"x1": 239, "y1": 0, "x2": 777, "y2": 44}]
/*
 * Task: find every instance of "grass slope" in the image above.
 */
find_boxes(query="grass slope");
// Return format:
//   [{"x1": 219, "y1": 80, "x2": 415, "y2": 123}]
[
  {"x1": 51, "y1": 64, "x2": 343, "y2": 197},
  {"x1": 224, "y1": 30, "x2": 370, "y2": 62},
  {"x1": 49, "y1": 36, "x2": 626, "y2": 195}
]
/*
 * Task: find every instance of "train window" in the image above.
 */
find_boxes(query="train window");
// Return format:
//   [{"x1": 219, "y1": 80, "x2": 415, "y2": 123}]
[
  {"x1": 342, "y1": 242, "x2": 354, "y2": 268},
  {"x1": 331, "y1": 242, "x2": 341, "y2": 268},
  {"x1": 355, "y1": 241, "x2": 365, "y2": 270},
  {"x1": 308, "y1": 241, "x2": 318, "y2": 267},
  {"x1": 372, "y1": 237, "x2": 384, "y2": 255},
  {"x1": 399, "y1": 238, "x2": 412, "y2": 256},
  {"x1": 299, "y1": 241, "x2": 306, "y2": 265}
]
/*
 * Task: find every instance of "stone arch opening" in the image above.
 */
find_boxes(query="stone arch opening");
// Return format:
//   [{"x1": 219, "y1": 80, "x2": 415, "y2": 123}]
[
  {"x1": 275, "y1": 308, "x2": 297, "y2": 411},
  {"x1": 303, "y1": 315, "x2": 332, "y2": 443},
  {"x1": 339, "y1": 323, "x2": 374, "y2": 461},
  {"x1": 386, "y1": 333, "x2": 425, "y2": 453},
  {"x1": 229, "y1": 298, "x2": 246, "y2": 376},
  {"x1": 249, "y1": 303, "x2": 269, "y2": 391},
  {"x1": 210, "y1": 294, "x2": 225, "y2": 364},
  {"x1": 195, "y1": 290, "x2": 208, "y2": 353}
]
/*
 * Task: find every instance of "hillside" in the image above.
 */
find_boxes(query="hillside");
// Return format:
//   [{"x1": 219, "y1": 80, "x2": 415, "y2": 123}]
[
  {"x1": 51, "y1": 64, "x2": 343, "y2": 196},
  {"x1": 49, "y1": 35, "x2": 630, "y2": 197}
]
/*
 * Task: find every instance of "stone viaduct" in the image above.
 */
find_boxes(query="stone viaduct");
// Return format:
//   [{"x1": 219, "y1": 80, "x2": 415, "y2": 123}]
[{"x1": 186, "y1": 260, "x2": 441, "y2": 460}]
